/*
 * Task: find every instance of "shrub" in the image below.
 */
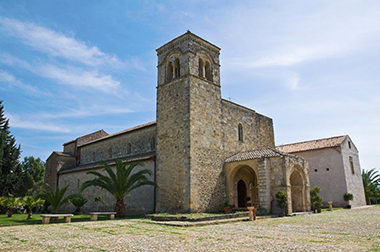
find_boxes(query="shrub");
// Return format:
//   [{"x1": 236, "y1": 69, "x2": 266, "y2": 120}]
[
  {"x1": 69, "y1": 195, "x2": 88, "y2": 215},
  {"x1": 310, "y1": 186, "x2": 323, "y2": 212},
  {"x1": 276, "y1": 191, "x2": 287, "y2": 216},
  {"x1": 344, "y1": 193, "x2": 354, "y2": 202}
]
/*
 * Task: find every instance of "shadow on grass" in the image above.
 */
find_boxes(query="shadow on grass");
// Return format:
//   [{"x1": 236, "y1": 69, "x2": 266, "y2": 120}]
[{"x1": 0, "y1": 213, "x2": 146, "y2": 227}]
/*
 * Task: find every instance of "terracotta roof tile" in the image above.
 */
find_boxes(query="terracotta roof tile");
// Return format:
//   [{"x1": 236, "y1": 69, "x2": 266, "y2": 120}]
[
  {"x1": 276, "y1": 135, "x2": 347, "y2": 154},
  {"x1": 225, "y1": 148, "x2": 287, "y2": 163}
]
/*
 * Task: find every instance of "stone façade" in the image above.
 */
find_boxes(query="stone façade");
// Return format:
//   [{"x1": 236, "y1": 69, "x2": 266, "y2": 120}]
[{"x1": 46, "y1": 31, "x2": 309, "y2": 214}]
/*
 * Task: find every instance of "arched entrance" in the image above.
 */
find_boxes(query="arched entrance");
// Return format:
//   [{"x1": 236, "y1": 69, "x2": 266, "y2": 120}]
[
  {"x1": 290, "y1": 170, "x2": 304, "y2": 212},
  {"x1": 231, "y1": 166, "x2": 259, "y2": 208},
  {"x1": 237, "y1": 180, "x2": 247, "y2": 207}
]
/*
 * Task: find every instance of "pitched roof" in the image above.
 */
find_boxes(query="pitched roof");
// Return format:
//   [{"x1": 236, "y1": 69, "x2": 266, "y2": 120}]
[
  {"x1": 276, "y1": 135, "x2": 347, "y2": 154},
  {"x1": 78, "y1": 121, "x2": 156, "y2": 147},
  {"x1": 225, "y1": 148, "x2": 288, "y2": 163}
]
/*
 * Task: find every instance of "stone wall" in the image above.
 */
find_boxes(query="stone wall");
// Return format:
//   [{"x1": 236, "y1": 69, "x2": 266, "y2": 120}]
[
  {"x1": 156, "y1": 78, "x2": 191, "y2": 213},
  {"x1": 221, "y1": 100, "x2": 275, "y2": 158},
  {"x1": 45, "y1": 152, "x2": 76, "y2": 189},
  {"x1": 79, "y1": 125, "x2": 156, "y2": 165},
  {"x1": 63, "y1": 141, "x2": 76, "y2": 156},
  {"x1": 189, "y1": 76, "x2": 224, "y2": 212},
  {"x1": 58, "y1": 160, "x2": 155, "y2": 214},
  {"x1": 77, "y1": 130, "x2": 109, "y2": 147},
  {"x1": 340, "y1": 137, "x2": 366, "y2": 207}
]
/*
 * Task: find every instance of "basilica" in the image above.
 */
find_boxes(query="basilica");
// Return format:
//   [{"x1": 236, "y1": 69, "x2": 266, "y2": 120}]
[{"x1": 46, "y1": 32, "x2": 311, "y2": 215}]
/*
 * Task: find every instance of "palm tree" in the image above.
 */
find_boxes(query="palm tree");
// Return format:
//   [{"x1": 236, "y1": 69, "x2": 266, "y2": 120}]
[
  {"x1": 36, "y1": 184, "x2": 77, "y2": 213},
  {"x1": 80, "y1": 159, "x2": 156, "y2": 217},
  {"x1": 362, "y1": 168, "x2": 380, "y2": 205},
  {"x1": 23, "y1": 196, "x2": 45, "y2": 219},
  {"x1": 0, "y1": 195, "x2": 22, "y2": 217},
  {"x1": 69, "y1": 195, "x2": 88, "y2": 215}
]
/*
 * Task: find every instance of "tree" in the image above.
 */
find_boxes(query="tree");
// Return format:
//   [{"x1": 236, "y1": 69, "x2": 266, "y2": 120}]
[
  {"x1": 36, "y1": 185, "x2": 77, "y2": 214},
  {"x1": 17, "y1": 156, "x2": 45, "y2": 196},
  {"x1": 81, "y1": 159, "x2": 156, "y2": 217},
  {"x1": 0, "y1": 101, "x2": 22, "y2": 196},
  {"x1": 23, "y1": 196, "x2": 45, "y2": 219},
  {"x1": 69, "y1": 195, "x2": 88, "y2": 215},
  {"x1": 0, "y1": 195, "x2": 22, "y2": 217},
  {"x1": 275, "y1": 191, "x2": 288, "y2": 216},
  {"x1": 362, "y1": 168, "x2": 380, "y2": 205}
]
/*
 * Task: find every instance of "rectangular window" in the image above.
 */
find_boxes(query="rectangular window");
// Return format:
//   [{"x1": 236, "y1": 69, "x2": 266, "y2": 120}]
[
  {"x1": 238, "y1": 124, "x2": 243, "y2": 142},
  {"x1": 348, "y1": 141, "x2": 351, "y2": 149},
  {"x1": 349, "y1": 156, "x2": 355, "y2": 174}
]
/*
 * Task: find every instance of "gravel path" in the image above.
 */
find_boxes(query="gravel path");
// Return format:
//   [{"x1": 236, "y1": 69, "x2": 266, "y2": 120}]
[{"x1": 1, "y1": 206, "x2": 379, "y2": 251}]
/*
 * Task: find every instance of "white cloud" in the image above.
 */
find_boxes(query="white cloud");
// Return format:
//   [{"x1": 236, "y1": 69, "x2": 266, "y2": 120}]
[
  {"x1": 0, "y1": 54, "x2": 122, "y2": 93},
  {"x1": 6, "y1": 113, "x2": 72, "y2": 133},
  {"x1": 209, "y1": 1, "x2": 380, "y2": 69},
  {"x1": 0, "y1": 17, "x2": 125, "y2": 68},
  {"x1": 35, "y1": 105, "x2": 134, "y2": 119},
  {"x1": 35, "y1": 64, "x2": 121, "y2": 93},
  {"x1": 0, "y1": 70, "x2": 50, "y2": 95}
]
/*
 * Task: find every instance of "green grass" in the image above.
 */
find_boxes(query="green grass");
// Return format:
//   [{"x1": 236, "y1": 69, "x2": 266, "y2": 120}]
[{"x1": 0, "y1": 213, "x2": 143, "y2": 227}]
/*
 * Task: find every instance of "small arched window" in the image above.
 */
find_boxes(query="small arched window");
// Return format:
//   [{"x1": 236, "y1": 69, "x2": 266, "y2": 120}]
[
  {"x1": 205, "y1": 61, "x2": 212, "y2": 81},
  {"x1": 150, "y1": 137, "x2": 156, "y2": 150},
  {"x1": 127, "y1": 143, "x2": 132, "y2": 155},
  {"x1": 174, "y1": 58, "x2": 180, "y2": 78},
  {"x1": 167, "y1": 62, "x2": 173, "y2": 82},
  {"x1": 238, "y1": 124, "x2": 243, "y2": 142},
  {"x1": 198, "y1": 58, "x2": 204, "y2": 78}
]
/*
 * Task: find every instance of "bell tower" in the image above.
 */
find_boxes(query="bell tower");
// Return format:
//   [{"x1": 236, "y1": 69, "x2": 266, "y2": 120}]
[{"x1": 156, "y1": 31, "x2": 224, "y2": 213}]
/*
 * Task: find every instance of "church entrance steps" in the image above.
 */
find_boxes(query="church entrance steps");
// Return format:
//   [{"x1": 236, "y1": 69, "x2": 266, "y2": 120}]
[
  {"x1": 145, "y1": 212, "x2": 276, "y2": 227},
  {"x1": 149, "y1": 212, "x2": 249, "y2": 222},
  {"x1": 289, "y1": 212, "x2": 313, "y2": 216},
  {"x1": 148, "y1": 217, "x2": 249, "y2": 227}
]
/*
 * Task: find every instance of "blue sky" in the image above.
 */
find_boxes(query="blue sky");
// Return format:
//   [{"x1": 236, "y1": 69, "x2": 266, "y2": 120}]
[{"x1": 0, "y1": 0, "x2": 379, "y2": 173}]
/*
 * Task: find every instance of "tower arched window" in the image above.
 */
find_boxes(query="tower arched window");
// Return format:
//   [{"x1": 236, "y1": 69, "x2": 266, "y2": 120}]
[
  {"x1": 167, "y1": 62, "x2": 173, "y2": 82},
  {"x1": 198, "y1": 58, "x2": 204, "y2": 78},
  {"x1": 238, "y1": 124, "x2": 243, "y2": 142},
  {"x1": 174, "y1": 58, "x2": 180, "y2": 78},
  {"x1": 127, "y1": 143, "x2": 132, "y2": 155},
  {"x1": 205, "y1": 61, "x2": 212, "y2": 81}
]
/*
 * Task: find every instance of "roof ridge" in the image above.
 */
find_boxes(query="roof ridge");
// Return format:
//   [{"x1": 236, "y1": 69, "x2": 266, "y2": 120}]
[{"x1": 276, "y1": 135, "x2": 347, "y2": 147}]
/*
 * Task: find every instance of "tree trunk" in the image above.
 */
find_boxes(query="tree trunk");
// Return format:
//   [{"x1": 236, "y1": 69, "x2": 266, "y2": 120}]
[
  {"x1": 7, "y1": 208, "x2": 12, "y2": 217},
  {"x1": 27, "y1": 210, "x2": 32, "y2": 219},
  {"x1": 115, "y1": 199, "x2": 126, "y2": 217}
]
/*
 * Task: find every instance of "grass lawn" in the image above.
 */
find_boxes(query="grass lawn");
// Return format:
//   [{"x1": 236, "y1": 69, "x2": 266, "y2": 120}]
[
  {"x1": 0, "y1": 213, "x2": 141, "y2": 227},
  {"x1": 0, "y1": 206, "x2": 379, "y2": 251}
]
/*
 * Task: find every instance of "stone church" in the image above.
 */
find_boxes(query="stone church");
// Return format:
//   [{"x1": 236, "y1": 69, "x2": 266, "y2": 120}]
[{"x1": 46, "y1": 32, "x2": 311, "y2": 215}]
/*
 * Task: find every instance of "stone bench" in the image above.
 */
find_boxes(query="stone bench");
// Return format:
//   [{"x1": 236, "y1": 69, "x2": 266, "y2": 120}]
[
  {"x1": 89, "y1": 212, "x2": 117, "y2": 221},
  {"x1": 40, "y1": 214, "x2": 74, "y2": 224}
]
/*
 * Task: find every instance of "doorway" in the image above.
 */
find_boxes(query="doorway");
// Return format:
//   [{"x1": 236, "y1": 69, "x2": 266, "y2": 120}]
[{"x1": 237, "y1": 180, "x2": 247, "y2": 207}]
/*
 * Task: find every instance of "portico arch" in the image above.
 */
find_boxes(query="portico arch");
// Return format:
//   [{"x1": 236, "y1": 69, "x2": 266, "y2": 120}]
[
  {"x1": 289, "y1": 166, "x2": 308, "y2": 212},
  {"x1": 231, "y1": 165, "x2": 259, "y2": 208}
]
